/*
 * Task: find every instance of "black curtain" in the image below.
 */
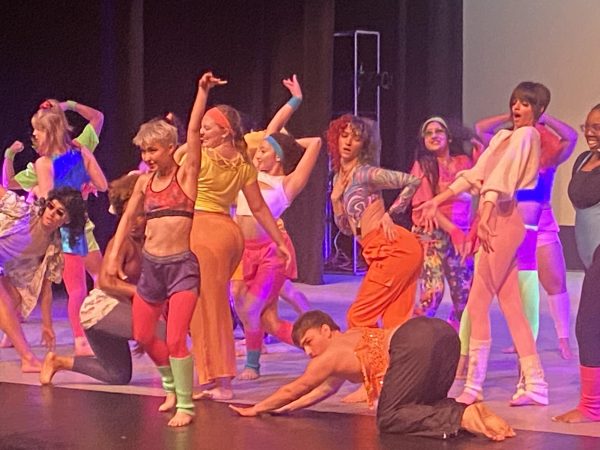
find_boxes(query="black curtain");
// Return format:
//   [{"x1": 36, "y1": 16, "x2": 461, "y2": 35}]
[{"x1": 0, "y1": 0, "x2": 461, "y2": 285}]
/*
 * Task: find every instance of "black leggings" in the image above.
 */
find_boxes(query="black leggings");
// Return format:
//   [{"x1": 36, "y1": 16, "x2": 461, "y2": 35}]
[
  {"x1": 377, "y1": 317, "x2": 466, "y2": 439},
  {"x1": 72, "y1": 302, "x2": 133, "y2": 384},
  {"x1": 577, "y1": 245, "x2": 600, "y2": 367}
]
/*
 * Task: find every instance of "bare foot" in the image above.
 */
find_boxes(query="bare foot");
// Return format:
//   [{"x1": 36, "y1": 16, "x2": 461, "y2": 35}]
[
  {"x1": 21, "y1": 356, "x2": 42, "y2": 373},
  {"x1": 558, "y1": 338, "x2": 573, "y2": 360},
  {"x1": 0, "y1": 333, "x2": 14, "y2": 348},
  {"x1": 455, "y1": 355, "x2": 468, "y2": 380},
  {"x1": 341, "y1": 385, "x2": 368, "y2": 403},
  {"x1": 158, "y1": 392, "x2": 177, "y2": 412},
  {"x1": 39, "y1": 352, "x2": 57, "y2": 383},
  {"x1": 553, "y1": 408, "x2": 597, "y2": 423},
  {"x1": 501, "y1": 345, "x2": 516, "y2": 354},
  {"x1": 167, "y1": 411, "x2": 193, "y2": 427},
  {"x1": 462, "y1": 403, "x2": 516, "y2": 441},
  {"x1": 509, "y1": 390, "x2": 548, "y2": 407},
  {"x1": 237, "y1": 367, "x2": 259, "y2": 381},
  {"x1": 193, "y1": 387, "x2": 234, "y2": 401},
  {"x1": 74, "y1": 337, "x2": 95, "y2": 357}
]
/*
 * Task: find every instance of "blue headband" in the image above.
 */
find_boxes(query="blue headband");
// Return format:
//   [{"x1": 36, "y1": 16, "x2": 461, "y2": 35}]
[{"x1": 265, "y1": 135, "x2": 284, "y2": 160}]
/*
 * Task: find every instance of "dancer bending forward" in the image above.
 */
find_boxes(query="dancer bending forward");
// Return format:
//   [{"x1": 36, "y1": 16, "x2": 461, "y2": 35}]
[{"x1": 230, "y1": 311, "x2": 515, "y2": 442}]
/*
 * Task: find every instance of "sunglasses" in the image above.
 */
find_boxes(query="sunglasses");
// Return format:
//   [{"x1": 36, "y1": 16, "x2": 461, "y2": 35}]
[{"x1": 46, "y1": 201, "x2": 66, "y2": 217}]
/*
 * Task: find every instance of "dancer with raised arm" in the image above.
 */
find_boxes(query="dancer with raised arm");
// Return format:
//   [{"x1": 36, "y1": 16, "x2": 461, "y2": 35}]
[
  {"x1": 105, "y1": 72, "x2": 223, "y2": 427},
  {"x1": 474, "y1": 86, "x2": 577, "y2": 359},
  {"x1": 234, "y1": 133, "x2": 322, "y2": 380},
  {"x1": 417, "y1": 82, "x2": 548, "y2": 406}
]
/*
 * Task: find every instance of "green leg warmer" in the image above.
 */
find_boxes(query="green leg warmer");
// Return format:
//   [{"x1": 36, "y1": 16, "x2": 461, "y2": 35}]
[
  {"x1": 157, "y1": 365, "x2": 175, "y2": 393},
  {"x1": 170, "y1": 355, "x2": 195, "y2": 416},
  {"x1": 459, "y1": 308, "x2": 471, "y2": 356}
]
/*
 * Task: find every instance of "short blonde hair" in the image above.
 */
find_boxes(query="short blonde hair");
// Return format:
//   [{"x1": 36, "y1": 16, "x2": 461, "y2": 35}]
[{"x1": 132, "y1": 119, "x2": 178, "y2": 149}]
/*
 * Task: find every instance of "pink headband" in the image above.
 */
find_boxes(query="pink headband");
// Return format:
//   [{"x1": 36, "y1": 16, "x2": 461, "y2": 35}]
[{"x1": 205, "y1": 107, "x2": 233, "y2": 135}]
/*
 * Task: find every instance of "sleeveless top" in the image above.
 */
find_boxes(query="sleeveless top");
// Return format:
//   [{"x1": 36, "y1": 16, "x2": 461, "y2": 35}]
[
  {"x1": 53, "y1": 148, "x2": 91, "y2": 255},
  {"x1": 354, "y1": 327, "x2": 390, "y2": 408},
  {"x1": 236, "y1": 172, "x2": 290, "y2": 219},
  {"x1": 568, "y1": 151, "x2": 600, "y2": 269},
  {"x1": 144, "y1": 169, "x2": 194, "y2": 220}
]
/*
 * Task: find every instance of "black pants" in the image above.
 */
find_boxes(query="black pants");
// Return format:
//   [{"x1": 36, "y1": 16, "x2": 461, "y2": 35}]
[
  {"x1": 377, "y1": 317, "x2": 466, "y2": 439},
  {"x1": 577, "y1": 245, "x2": 600, "y2": 367}
]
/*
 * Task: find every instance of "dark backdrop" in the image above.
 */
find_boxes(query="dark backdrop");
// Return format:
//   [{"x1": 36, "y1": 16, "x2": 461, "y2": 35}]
[{"x1": 0, "y1": 0, "x2": 463, "y2": 284}]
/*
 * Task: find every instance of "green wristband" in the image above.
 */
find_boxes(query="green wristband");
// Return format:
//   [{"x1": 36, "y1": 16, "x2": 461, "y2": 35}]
[
  {"x1": 67, "y1": 100, "x2": 78, "y2": 111},
  {"x1": 4, "y1": 148, "x2": 15, "y2": 161}
]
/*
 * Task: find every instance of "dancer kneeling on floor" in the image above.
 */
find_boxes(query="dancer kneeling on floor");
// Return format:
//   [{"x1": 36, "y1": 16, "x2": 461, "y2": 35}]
[
  {"x1": 40, "y1": 173, "x2": 165, "y2": 387},
  {"x1": 105, "y1": 72, "x2": 223, "y2": 427},
  {"x1": 230, "y1": 311, "x2": 515, "y2": 442}
]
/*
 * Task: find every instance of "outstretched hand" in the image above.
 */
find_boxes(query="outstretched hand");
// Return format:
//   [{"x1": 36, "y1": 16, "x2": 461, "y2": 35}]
[
  {"x1": 414, "y1": 200, "x2": 438, "y2": 233},
  {"x1": 229, "y1": 404, "x2": 260, "y2": 417},
  {"x1": 40, "y1": 325, "x2": 56, "y2": 351},
  {"x1": 282, "y1": 74, "x2": 302, "y2": 99},
  {"x1": 199, "y1": 72, "x2": 228, "y2": 91}
]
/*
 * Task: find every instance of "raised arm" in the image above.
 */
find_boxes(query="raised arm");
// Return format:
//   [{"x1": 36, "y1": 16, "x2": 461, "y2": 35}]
[
  {"x1": 264, "y1": 75, "x2": 303, "y2": 136},
  {"x1": 2, "y1": 141, "x2": 25, "y2": 189},
  {"x1": 474, "y1": 113, "x2": 511, "y2": 147},
  {"x1": 180, "y1": 73, "x2": 227, "y2": 190},
  {"x1": 540, "y1": 113, "x2": 578, "y2": 166},
  {"x1": 282, "y1": 137, "x2": 322, "y2": 202},
  {"x1": 60, "y1": 100, "x2": 105, "y2": 136}
]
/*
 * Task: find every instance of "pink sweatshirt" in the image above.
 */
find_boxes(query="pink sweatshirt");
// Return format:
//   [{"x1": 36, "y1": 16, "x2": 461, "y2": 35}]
[{"x1": 449, "y1": 127, "x2": 540, "y2": 205}]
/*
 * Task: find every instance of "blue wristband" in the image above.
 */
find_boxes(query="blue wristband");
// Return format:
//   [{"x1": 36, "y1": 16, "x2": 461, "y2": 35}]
[{"x1": 286, "y1": 96, "x2": 302, "y2": 111}]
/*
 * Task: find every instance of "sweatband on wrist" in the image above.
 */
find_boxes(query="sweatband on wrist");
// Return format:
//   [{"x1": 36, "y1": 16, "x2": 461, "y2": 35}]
[
  {"x1": 4, "y1": 148, "x2": 15, "y2": 161},
  {"x1": 286, "y1": 96, "x2": 302, "y2": 111},
  {"x1": 66, "y1": 100, "x2": 78, "y2": 111}
]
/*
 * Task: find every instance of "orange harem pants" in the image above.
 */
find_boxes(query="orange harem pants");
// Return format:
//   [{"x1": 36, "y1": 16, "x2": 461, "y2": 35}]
[
  {"x1": 347, "y1": 224, "x2": 423, "y2": 329},
  {"x1": 190, "y1": 211, "x2": 244, "y2": 384}
]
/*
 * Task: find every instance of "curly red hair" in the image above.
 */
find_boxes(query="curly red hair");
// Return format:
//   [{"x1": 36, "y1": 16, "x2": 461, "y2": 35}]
[{"x1": 326, "y1": 114, "x2": 380, "y2": 173}]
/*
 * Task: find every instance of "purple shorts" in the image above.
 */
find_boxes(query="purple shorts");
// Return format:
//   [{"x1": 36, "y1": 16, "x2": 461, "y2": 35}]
[{"x1": 136, "y1": 250, "x2": 199, "y2": 303}]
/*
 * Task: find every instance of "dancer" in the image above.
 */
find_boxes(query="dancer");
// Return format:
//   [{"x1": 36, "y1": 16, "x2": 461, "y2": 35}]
[
  {"x1": 327, "y1": 114, "x2": 422, "y2": 329},
  {"x1": 3, "y1": 99, "x2": 105, "y2": 289},
  {"x1": 230, "y1": 311, "x2": 515, "y2": 442},
  {"x1": 6, "y1": 104, "x2": 108, "y2": 356},
  {"x1": 554, "y1": 104, "x2": 600, "y2": 423},
  {"x1": 185, "y1": 94, "x2": 291, "y2": 401},
  {"x1": 410, "y1": 116, "x2": 475, "y2": 330},
  {"x1": 234, "y1": 132, "x2": 322, "y2": 380},
  {"x1": 40, "y1": 173, "x2": 156, "y2": 386},
  {"x1": 105, "y1": 73, "x2": 222, "y2": 427},
  {"x1": 417, "y1": 82, "x2": 549, "y2": 406},
  {"x1": 474, "y1": 89, "x2": 577, "y2": 359},
  {"x1": 0, "y1": 185, "x2": 85, "y2": 371}
]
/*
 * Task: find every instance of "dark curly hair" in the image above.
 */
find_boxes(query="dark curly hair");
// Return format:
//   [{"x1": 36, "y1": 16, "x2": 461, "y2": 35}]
[
  {"x1": 42, "y1": 187, "x2": 87, "y2": 248},
  {"x1": 267, "y1": 132, "x2": 305, "y2": 175},
  {"x1": 291, "y1": 310, "x2": 341, "y2": 347}
]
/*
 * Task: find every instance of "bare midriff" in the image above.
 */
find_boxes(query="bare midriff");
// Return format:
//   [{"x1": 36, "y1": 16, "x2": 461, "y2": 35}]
[
  {"x1": 143, "y1": 216, "x2": 192, "y2": 256},
  {"x1": 355, "y1": 198, "x2": 386, "y2": 242}
]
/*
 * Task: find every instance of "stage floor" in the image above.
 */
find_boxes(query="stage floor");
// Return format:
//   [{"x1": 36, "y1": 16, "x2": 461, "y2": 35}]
[{"x1": 1, "y1": 272, "x2": 599, "y2": 449}]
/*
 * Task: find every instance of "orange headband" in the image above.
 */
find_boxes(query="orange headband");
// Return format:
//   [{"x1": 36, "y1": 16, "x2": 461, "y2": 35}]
[{"x1": 205, "y1": 107, "x2": 233, "y2": 135}]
